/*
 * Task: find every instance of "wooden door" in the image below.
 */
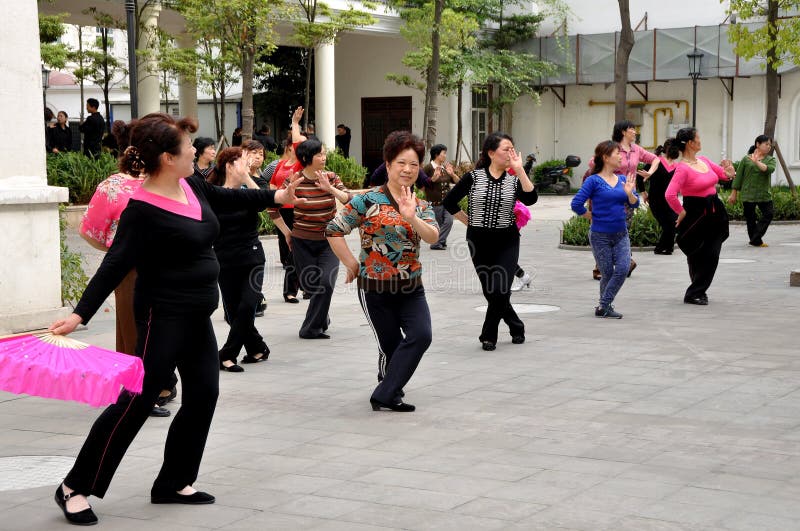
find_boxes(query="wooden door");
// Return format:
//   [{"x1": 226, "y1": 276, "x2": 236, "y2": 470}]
[{"x1": 361, "y1": 97, "x2": 412, "y2": 175}]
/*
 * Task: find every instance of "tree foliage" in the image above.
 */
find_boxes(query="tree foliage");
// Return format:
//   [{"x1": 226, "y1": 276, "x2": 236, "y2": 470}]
[
  {"x1": 39, "y1": 13, "x2": 70, "y2": 69},
  {"x1": 726, "y1": 0, "x2": 800, "y2": 69}
]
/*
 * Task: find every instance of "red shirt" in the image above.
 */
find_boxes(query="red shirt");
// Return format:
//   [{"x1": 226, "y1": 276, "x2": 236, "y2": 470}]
[{"x1": 271, "y1": 159, "x2": 302, "y2": 209}]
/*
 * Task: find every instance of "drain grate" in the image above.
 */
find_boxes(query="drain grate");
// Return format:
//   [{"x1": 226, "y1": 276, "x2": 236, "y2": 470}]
[{"x1": 0, "y1": 455, "x2": 73, "y2": 491}]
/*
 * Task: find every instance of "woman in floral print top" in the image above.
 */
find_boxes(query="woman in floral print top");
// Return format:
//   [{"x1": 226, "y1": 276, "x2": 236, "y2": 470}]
[{"x1": 326, "y1": 131, "x2": 439, "y2": 413}]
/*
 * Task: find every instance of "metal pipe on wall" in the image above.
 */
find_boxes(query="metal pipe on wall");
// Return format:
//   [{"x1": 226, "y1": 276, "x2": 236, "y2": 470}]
[{"x1": 589, "y1": 99, "x2": 690, "y2": 123}]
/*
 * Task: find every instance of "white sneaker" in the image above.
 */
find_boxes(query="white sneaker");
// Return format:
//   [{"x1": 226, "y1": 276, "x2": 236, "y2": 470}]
[{"x1": 511, "y1": 273, "x2": 531, "y2": 292}]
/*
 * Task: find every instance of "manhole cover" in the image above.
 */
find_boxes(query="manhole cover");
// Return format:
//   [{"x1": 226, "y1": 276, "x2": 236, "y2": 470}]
[
  {"x1": 0, "y1": 456, "x2": 73, "y2": 491},
  {"x1": 719, "y1": 258, "x2": 755, "y2": 264},
  {"x1": 474, "y1": 304, "x2": 560, "y2": 314},
  {"x1": 780, "y1": 242, "x2": 800, "y2": 247}
]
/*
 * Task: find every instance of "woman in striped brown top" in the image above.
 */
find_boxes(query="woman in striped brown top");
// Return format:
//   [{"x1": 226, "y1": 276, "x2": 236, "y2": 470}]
[{"x1": 270, "y1": 137, "x2": 351, "y2": 339}]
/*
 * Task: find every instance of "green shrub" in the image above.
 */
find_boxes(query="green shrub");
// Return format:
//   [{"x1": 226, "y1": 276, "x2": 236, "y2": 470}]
[
  {"x1": 47, "y1": 152, "x2": 119, "y2": 204},
  {"x1": 561, "y1": 208, "x2": 663, "y2": 247},
  {"x1": 533, "y1": 159, "x2": 574, "y2": 183},
  {"x1": 719, "y1": 188, "x2": 800, "y2": 220},
  {"x1": 59, "y1": 205, "x2": 88, "y2": 306},
  {"x1": 326, "y1": 149, "x2": 368, "y2": 189},
  {"x1": 258, "y1": 211, "x2": 278, "y2": 235},
  {"x1": 263, "y1": 150, "x2": 281, "y2": 166}
]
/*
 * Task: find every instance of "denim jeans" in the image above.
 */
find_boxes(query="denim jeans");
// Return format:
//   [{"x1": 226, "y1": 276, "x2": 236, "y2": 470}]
[{"x1": 589, "y1": 230, "x2": 630, "y2": 307}]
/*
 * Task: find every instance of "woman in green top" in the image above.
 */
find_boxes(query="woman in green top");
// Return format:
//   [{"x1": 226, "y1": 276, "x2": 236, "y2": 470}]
[{"x1": 729, "y1": 135, "x2": 776, "y2": 247}]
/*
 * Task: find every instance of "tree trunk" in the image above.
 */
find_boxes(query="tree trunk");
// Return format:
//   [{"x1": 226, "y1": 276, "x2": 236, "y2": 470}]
[
  {"x1": 424, "y1": 0, "x2": 444, "y2": 149},
  {"x1": 102, "y1": 29, "x2": 112, "y2": 132},
  {"x1": 220, "y1": 84, "x2": 227, "y2": 144},
  {"x1": 241, "y1": 46, "x2": 255, "y2": 141},
  {"x1": 764, "y1": 0, "x2": 778, "y2": 140},
  {"x1": 614, "y1": 0, "x2": 634, "y2": 123},
  {"x1": 78, "y1": 27, "x2": 85, "y2": 123},
  {"x1": 456, "y1": 82, "x2": 463, "y2": 164},
  {"x1": 211, "y1": 87, "x2": 221, "y2": 139},
  {"x1": 304, "y1": 48, "x2": 313, "y2": 131}
]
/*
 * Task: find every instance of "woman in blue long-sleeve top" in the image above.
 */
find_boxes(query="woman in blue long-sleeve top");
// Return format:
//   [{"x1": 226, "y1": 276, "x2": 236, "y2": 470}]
[{"x1": 571, "y1": 140, "x2": 639, "y2": 319}]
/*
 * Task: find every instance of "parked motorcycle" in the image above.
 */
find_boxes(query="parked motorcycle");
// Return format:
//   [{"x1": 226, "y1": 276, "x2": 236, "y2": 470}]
[{"x1": 525, "y1": 154, "x2": 581, "y2": 195}]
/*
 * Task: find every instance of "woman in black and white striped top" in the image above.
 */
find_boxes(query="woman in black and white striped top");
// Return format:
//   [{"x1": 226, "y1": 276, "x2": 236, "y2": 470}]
[{"x1": 443, "y1": 132, "x2": 538, "y2": 351}]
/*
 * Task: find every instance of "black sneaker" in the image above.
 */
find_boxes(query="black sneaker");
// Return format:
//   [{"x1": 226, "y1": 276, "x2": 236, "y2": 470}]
[
  {"x1": 595, "y1": 305, "x2": 623, "y2": 319},
  {"x1": 150, "y1": 406, "x2": 171, "y2": 417}
]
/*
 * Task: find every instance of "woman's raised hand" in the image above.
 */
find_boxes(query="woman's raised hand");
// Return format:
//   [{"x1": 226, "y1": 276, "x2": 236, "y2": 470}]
[
  {"x1": 623, "y1": 176, "x2": 636, "y2": 195},
  {"x1": 397, "y1": 185, "x2": 418, "y2": 221},
  {"x1": 292, "y1": 106, "x2": 304, "y2": 125},
  {"x1": 509, "y1": 149, "x2": 525, "y2": 174},
  {"x1": 314, "y1": 170, "x2": 335, "y2": 192},
  {"x1": 275, "y1": 173, "x2": 307, "y2": 205}
]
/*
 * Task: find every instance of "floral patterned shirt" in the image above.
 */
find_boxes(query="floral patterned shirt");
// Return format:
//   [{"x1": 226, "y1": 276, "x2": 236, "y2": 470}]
[
  {"x1": 80, "y1": 173, "x2": 145, "y2": 248},
  {"x1": 325, "y1": 186, "x2": 438, "y2": 293}
]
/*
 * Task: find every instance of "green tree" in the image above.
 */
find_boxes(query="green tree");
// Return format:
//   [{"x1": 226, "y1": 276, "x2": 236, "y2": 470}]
[
  {"x1": 292, "y1": 0, "x2": 376, "y2": 130},
  {"x1": 179, "y1": 0, "x2": 285, "y2": 141},
  {"x1": 79, "y1": 8, "x2": 127, "y2": 132},
  {"x1": 725, "y1": 0, "x2": 799, "y2": 192},
  {"x1": 39, "y1": 13, "x2": 70, "y2": 70}
]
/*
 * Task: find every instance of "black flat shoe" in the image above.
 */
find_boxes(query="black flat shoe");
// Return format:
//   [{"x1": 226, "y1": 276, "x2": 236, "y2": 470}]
[
  {"x1": 684, "y1": 296, "x2": 709, "y2": 306},
  {"x1": 481, "y1": 341, "x2": 496, "y2": 351},
  {"x1": 370, "y1": 398, "x2": 415, "y2": 412},
  {"x1": 283, "y1": 295, "x2": 300, "y2": 304},
  {"x1": 55, "y1": 484, "x2": 98, "y2": 526},
  {"x1": 149, "y1": 406, "x2": 170, "y2": 417},
  {"x1": 220, "y1": 362, "x2": 244, "y2": 372},
  {"x1": 511, "y1": 335, "x2": 525, "y2": 344},
  {"x1": 155, "y1": 386, "x2": 177, "y2": 407},
  {"x1": 151, "y1": 489, "x2": 215, "y2": 505},
  {"x1": 299, "y1": 332, "x2": 330, "y2": 339},
  {"x1": 627, "y1": 260, "x2": 637, "y2": 278},
  {"x1": 241, "y1": 352, "x2": 268, "y2": 363}
]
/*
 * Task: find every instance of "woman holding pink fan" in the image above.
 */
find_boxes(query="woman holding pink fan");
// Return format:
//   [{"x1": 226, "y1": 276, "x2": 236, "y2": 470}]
[{"x1": 48, "y1": 113, "x2": 302, "y2": 526}]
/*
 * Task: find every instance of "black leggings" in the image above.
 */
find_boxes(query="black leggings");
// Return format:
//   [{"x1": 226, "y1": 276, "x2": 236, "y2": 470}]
[
  {"x1": 677, "y1": 195, "x2": 729, "y2": 300},
  {"x1": 64, "y1": 310, "x2": 219, "y2": 498},
  {"x1": 218, "y1": 263, "x2": 268, "y2": 363},
  {"x1": 467, "y1": 227, "x2": 524, "y2": 343}
]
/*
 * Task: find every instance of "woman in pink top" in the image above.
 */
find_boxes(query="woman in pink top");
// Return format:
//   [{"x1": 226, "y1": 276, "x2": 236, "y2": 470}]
[
  {"x1": 80, "y1": 120, "x2": 177, "y2": 416},
  {"x1": 665, "y1": 127, "x2": 735, "y2": 305}
]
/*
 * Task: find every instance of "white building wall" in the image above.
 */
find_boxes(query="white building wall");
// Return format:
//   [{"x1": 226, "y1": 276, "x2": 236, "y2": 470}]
[
  {"x1": 334, "y1": 32, "x2": 456, "y2": 165},
  {"x1": 512, "y1": 73, "x2": 800, "y2": 186},
  {"x1": 539, "y1": 0, "x2": 731, "y2": 34}
]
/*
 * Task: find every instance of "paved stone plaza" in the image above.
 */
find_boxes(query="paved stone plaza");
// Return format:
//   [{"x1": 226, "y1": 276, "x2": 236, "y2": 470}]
[{"x1": 1, "y1": 196, "x2": 799, "y2": 530}]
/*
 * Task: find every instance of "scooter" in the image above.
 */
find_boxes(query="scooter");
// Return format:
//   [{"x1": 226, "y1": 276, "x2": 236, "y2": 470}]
[{"x1": 525, "y1": 154, "x2": 581, "y2": 195}]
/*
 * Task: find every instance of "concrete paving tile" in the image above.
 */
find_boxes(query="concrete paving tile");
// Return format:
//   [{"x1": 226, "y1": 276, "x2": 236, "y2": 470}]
[
  {"x1": 414, "y1": 512, "x2": 509, "y2": 530},
  {"x1": 719, "y1": 511, "x2": 800, "y2": 531},
  {"x1": 485, "y1": 482, "x2": 575, "y2": 505},
  {"x1": 311, "y1": 520, "x2": 399, "y2": 531},
  {"x1": 270, "y1": 494, "x2": 368, "y2": 519},
  {"x1": 453, "y1": 461, "x2": 541, "y2": 482},
  {"x1": 611, "y1": 516, "x2": 694, "y2": 530},
  {"x1": 522, "y1": 469, "x2": 606, "y2": 490},
  {"x1": 453, "y1": 496, "x2": 546, "y2": 521},
  {"x1": 689, "y1": 472, "x2": 784, "y2": 496},
  {"x1": 263, "y1": 474, "x2": 345, "y2": 494},
  {"x1": 666, "y1": 486, "x2": 760, "y2": 510},
  {"x1": 520, "y1": 506, "x2": 620, "y2": 530},
  {"x1": 222, "y1": 511, "x2": 325, "y2": 529},
  {"x1": 336, "y1": 503, "x2": 440, "y2": 529}
]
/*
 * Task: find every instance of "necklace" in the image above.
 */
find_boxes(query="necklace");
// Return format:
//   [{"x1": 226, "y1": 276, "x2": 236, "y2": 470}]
[{"x1": 682, "y1": 157, "x2": 699, "y2": 165}]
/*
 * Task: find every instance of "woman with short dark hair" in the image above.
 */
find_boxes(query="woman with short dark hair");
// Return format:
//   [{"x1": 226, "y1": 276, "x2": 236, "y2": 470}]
[
  {"x1": 48, "y1": 113, "x2": 302, "y2": 525},
  {"x1": 443, "y1": 132, "x2": 538, "y2": 351},
  {"x1": 728, "y1": 134, "x2": 775, "y2": 247},
  {"x1": 48, "y1": 111, "x2": 73, "y2": 153},
  {"x1": 665, "y1": 127, "x2": 735, "y2": 305},
  {"x1": 271, "y1": 132, "x2": 352, "y2": 339},
  {"x1": 327, "y1": 131, "x2": 439, "y2": 412},
  {"x1": 192, "y1": 137, "x2": 216, "y2": 179}
]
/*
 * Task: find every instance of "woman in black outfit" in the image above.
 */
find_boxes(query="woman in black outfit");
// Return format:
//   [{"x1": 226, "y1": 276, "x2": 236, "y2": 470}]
[
  {"x1": 208, "y1": 147, "x2": 270, "y2": 373},
  {"x1": 443, "y1": 132, "x2": 538, "y2": 351},
  {"x1": 47, "y1": 111, "x2": 73, "y2": 153},
  {"x1": 647, "y1": 138, "x2": 679, "y2": 255},
  {"x1": 48, "y1": 113, "x2": 302, "y2": 526}
]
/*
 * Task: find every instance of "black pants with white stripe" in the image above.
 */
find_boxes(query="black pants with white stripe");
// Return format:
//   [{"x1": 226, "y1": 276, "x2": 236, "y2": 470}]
[
  {"x1": 358, "y1": 286, "x2": 431, "y2": 404},
  {"x1": 64, "y1": 309, "x2": 219, "y2": 498}
]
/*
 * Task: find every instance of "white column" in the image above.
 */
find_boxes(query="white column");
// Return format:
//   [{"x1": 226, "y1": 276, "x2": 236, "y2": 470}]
[
  {"x1": 177, "y1": 33, "x2": 198, "y2": 121},
  {"x1": 449, "y1": 92, "x2": 458, "y2": 159},
  {"x1": 0, "y1": 3, "x2": 69, "y2": 333},
  {"x1": 314, "y1": 42, "x2": 336, "y2": 147},
  {"x1": 137, "y1": 2, "x2": 162, "y2": 116}
]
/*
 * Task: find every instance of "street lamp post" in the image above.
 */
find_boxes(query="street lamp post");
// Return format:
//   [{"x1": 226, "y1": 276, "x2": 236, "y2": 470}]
[
  {"x1": 687, "y1": 48, "x2": 704, "y2": 128},
  {"x1": 126, "y1": 0, "x2": 139, "y2": 118},
  {"x1": 41, "y1": 65, "x2": 51, "y2": 113}
]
